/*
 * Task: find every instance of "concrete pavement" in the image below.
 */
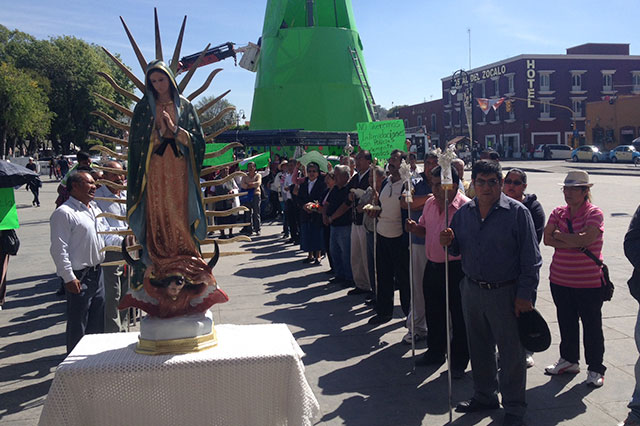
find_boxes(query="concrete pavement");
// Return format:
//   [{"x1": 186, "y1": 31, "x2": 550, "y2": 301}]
[{"x1": 1, "y1": 165, "x2": 640, "y2": 425}]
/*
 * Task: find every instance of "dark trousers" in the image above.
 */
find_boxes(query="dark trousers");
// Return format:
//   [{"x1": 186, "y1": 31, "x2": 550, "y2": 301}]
[
  {"x1": 284, "y1": 199, "x2": 299, "y2": 241},
  {"x1": 0, "y1": 252, "x2": 8, "y2": 306},
  {"x1": 550, "y1": 283, "x2": 606, "y2": 375},
  {"x1": 30, "y1": 187, "x2": 40, "y2": 206},
  {"x1": 66, "y1": 267, "x2": 105, "y2": 354},
  {"x1": 375, "y1": 234, "x2": 410, "y2": 317},
  {"x1": 423, "y1": 260, "x2": 469, "y2": 370},
  {"x1": 323, "y1": 224, "x2": 333, "y2": 270}
]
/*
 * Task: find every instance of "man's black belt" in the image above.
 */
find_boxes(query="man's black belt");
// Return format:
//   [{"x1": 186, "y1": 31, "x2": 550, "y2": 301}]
[
  {"x1": 73, "y1": 265, "x2": 101, "y2": 279},
  {"x1": 469, "y1": 278, "x2": 516, "y2": 290}
]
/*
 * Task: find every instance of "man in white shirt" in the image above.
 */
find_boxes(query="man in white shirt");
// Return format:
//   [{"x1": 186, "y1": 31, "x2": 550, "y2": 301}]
[
  {"x1": 367, "y1": 149, "x2": 411, "y2": 325},
  {"x1": 94, "y1": 161, "x2": 128, "y2": 333},
  {"x1": 50, "y1": 171, "x2": 122, "y2": 353}
]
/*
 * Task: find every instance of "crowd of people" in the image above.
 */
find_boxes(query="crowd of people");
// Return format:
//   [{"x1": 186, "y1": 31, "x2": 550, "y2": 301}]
[
  {"x1": 230, "y1": 148, "x2": 634, "y2": 426},
  {"x1": 40, "y1": 140, "x2": 640, "y2": 426}
]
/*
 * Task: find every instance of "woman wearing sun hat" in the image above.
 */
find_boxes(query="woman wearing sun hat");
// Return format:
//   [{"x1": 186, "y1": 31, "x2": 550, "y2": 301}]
[{"x1": 543, "y1": 170, "x2": 606, "y2": 387}]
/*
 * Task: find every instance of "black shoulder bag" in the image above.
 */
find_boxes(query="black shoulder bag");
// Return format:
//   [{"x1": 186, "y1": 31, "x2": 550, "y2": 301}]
[
  {"x1": 0, "y1": 229, "x2": 20, "y2": 256},
  {"x1": 567, "y1": 219, "x2": 613, "y2": 302}
]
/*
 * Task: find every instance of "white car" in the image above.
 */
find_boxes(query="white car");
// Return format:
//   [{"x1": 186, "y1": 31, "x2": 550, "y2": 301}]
[{"x1": 533, "y1": 144, "x2": 573, "y2": 160}]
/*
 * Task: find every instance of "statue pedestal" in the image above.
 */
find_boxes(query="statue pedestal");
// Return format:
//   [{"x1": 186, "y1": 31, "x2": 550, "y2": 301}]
[{"x1": 136, "y1": 310, "x2": 217, "y2": 355}]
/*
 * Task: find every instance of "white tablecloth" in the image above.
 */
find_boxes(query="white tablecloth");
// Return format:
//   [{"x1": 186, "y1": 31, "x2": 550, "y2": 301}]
[{"x1": 39, "y1": 324, "x2": 319, "y2": 426}]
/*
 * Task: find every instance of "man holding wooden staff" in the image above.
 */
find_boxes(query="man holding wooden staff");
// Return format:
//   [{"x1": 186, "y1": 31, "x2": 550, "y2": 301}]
[{"x1": 440, "y1": 160, "x2": 542, "y2": 426}]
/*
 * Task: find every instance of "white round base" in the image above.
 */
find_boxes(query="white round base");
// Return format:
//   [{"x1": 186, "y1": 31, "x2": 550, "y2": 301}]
[{"x1": 139, "y1": 310, "x2": 214, "y2": 341}]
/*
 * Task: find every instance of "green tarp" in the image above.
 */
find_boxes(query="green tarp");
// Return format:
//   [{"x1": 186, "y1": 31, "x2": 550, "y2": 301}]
[
  {"x1": 251, "y1": 0, "x2": 371, "y2": 132},
  {"x1": 203, "y1": 143, "x2": 234, "y2": 167}
]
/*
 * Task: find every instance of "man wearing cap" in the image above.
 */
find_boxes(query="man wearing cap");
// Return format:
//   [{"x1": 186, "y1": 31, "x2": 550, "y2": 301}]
[
  {"x1": 440, "y1": 160, "x2": 542, "y2": 426},
  {"x1": 25, "y1": 157, "x2": 40, "y2": 207}
]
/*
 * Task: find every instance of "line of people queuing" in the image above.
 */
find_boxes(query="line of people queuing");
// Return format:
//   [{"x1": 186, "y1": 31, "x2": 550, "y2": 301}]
[{"x1": 272, "y1": 146, "x2": 628, "y2": 426}]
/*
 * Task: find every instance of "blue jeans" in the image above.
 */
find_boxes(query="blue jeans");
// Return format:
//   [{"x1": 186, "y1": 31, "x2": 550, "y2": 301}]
[
  {"x1": 628, "y1": 310, "x2": 640, "y2": 421},
  {"x1": 330, "y1": 225, "x2": 352, "y2": 281}
]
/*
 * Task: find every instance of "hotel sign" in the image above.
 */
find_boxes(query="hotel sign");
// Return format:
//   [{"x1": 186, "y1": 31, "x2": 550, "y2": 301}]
[
  {"x1": 526, "y1": 59, "x2": 536, "y2": 108},
  {"x1": 453, "y1": 65, "x2": 507, "y2": 87}
]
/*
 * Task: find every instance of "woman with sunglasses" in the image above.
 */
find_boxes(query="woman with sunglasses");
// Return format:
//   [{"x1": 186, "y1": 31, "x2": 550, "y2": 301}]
[
  {"x1": 543, "y1": 170, "x2": 606, "y2": 388},
  {"x1": 503, "y1": 168, "x2": 546, "y2": 369},
  {"x1": 503, "y1": 169, "x2": 545, "y2": 243}
]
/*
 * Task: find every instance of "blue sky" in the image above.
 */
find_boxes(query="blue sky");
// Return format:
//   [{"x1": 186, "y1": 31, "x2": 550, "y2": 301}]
[{"x1": 2, "y1": 0, "x2": 639, "y2": 121}]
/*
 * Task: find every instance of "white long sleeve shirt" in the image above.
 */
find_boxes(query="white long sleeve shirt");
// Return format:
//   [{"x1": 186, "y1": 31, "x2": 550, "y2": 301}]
[
  {"x1": 94, "y1": 185, "x2": 128, "y2": 228},
  {"x1": 50, "y1": 196, "x2": 122, "y2": 283}
]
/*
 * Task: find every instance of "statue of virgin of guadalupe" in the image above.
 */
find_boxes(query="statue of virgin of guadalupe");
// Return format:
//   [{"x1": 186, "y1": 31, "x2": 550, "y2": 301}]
[{"x1": 120, "y1": 60, "x2": 228, "y2": 318}]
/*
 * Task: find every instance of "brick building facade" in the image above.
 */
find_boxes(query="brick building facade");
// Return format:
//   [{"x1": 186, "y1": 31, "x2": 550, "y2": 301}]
[{"x1": 399, "y1": 43, "x2": 640, "y2": 157}]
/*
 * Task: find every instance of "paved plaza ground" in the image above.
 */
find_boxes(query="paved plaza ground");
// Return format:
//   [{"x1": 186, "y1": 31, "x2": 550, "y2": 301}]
[{"x1": 1, "y1": 160, "x2": 640, "y2": 425}]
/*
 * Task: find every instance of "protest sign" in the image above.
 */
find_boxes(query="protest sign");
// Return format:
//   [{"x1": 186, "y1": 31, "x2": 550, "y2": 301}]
[
  {"x1": 239, "y1": 152, "x2": 270, "y2": 170},
  {"x1": 0, "y1": 188, "x2": 18, "y2": 230},
  {"x1": 357, "y1": 120, "x2": 406, "y2": 163}
]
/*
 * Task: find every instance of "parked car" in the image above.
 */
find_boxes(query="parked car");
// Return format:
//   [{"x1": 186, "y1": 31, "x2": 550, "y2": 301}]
[
  {"x1": 631, "y1": 137, "x2": 640, "y2": 152},
  {"x1": 571, "y1": 145, "x2": 608, "y2": 163},
  {"x1": 533, "y1": 144, "x2": 573, "y2": 160},
  {"x1": 609, "y1": 145, "x2": 640, "y2": 164}
]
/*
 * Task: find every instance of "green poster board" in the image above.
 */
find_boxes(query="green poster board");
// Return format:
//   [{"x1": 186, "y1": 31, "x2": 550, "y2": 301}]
[
  {"x1": 203, "y1": 143, "x2": 234, "y2": 167},
  {"x1": 357, "y1": 120, "x2": 406, "y2": 163},
  {"x1": 239, "y1": 152, "x2": 270, "y2": 170},
  {"x1": 0, "y1": 188, "x2": 19, "y2": 230}
]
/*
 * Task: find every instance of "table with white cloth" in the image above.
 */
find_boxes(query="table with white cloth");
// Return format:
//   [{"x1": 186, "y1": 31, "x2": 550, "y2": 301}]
[{"x1": 38, "y1": 324, "x2": 319, "y2": 426}]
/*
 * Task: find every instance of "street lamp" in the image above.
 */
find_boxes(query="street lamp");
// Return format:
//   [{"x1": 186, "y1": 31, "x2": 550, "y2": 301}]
[
  {"x1": 237, "y1": 109, "x2": 246, "y2": 127},
  {"x1": 450, "y1": 69, "x2": 474, "y2": 148}
]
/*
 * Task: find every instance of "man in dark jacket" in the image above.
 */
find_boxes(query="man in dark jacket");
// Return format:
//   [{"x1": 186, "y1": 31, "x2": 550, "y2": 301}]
[{"x1": 621, "y1": 205, "x2": 640, "y2": 426}]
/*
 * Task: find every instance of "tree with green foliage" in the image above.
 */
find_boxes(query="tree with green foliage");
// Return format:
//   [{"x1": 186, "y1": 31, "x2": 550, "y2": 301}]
[
  {"x1": 0, "y1": 62, "x2": 53, "y2": 157},
  {"x1": 0, "y1": 25, "x2": 135, "y2": 154},
  {"x1": 196, "y1": 96, "x2": 237, "y2": 135}
]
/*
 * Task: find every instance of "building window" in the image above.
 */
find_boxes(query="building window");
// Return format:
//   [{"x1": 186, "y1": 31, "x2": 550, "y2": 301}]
[
  {"x1": 479, "y1": 81, "x2": 486, "y2": 98},
  {"x1": 404, "y1": 119, "x2": 409, "y2": 127},
  {"x1": 494, "y1": 78, "x2": 500, "y2": 96},
  {"x1": 633, "y1": 72, "x2": 640, "y2": 92},
  {"x1": 417, "y1": 115, "x2": 423, "y2": 127},
  {"x1": 431, "y1": 114, "x2": 437, "y2": 130},
  {"x1": 572, "y1": 100, "x2": 583, "y2": 118},
  {"x1": 508, "y1": 109, "x2": 515, "y2": 120},
  {"x1": 602, "y1": 72, "x2": 613, "y2": 92},
  {"x1": 540, "y1": 100, "x2": 550, "y2": 118},
  {"x1": 444, "y1": 111, "x2": 451, "y2": 127},
  {"x1": 507, "y1": 74, "x2": 514, "y2": 94},
  {"x1": 540, "y1": 73, "x2": 550, "y2": 91},
  {"x1": 571, "y1": 74, "x2": 581, "y2": 91}
]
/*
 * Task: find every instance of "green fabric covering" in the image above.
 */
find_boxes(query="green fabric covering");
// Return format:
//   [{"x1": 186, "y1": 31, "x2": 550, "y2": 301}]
[
  {"x1": 251, "y1": 0, "x2": 371, "y2": 132},
  {"x1": 204, "y1": 143, "x2": 234, "y2": 167}
]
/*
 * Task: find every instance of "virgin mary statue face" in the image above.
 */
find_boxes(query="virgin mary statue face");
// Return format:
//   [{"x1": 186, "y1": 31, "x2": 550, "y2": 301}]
[{"x1": 149, "y1": 71, "x2": 170, "y2": 97}]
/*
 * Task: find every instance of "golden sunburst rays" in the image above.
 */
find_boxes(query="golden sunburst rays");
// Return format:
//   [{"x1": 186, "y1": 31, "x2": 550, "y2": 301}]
[{"x1": 89, "y1": 8, "x2": 250, "y2": 257}]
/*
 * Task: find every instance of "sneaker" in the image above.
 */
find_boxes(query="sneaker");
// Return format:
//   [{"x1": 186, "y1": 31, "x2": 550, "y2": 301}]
[
  {"x1": 586, "y1": 371, "x2": 604, "y2": 388},
  {"x1": 402, "y1": 332, "x2": 426, "y2": 345},
  {"x1": 525, "y1": 354, "x2": 535, "y2": 368},
  {"x1": 544, "y1": 358, "x2": 580, "y2": 375}
]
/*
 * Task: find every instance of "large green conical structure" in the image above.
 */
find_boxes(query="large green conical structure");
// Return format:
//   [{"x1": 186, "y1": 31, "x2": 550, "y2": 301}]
[{"x1": 249, "y1": 0, "x2": 373, "y2": 132}]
